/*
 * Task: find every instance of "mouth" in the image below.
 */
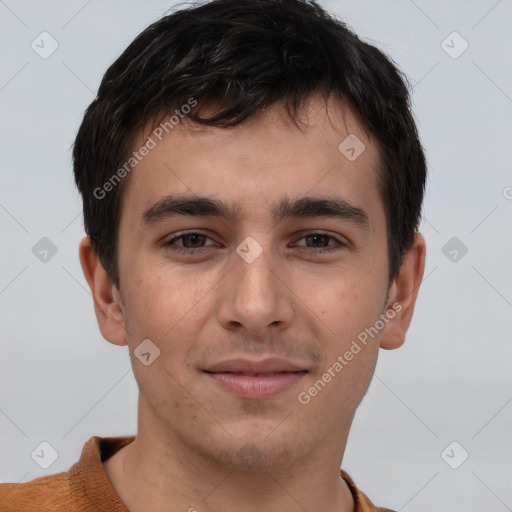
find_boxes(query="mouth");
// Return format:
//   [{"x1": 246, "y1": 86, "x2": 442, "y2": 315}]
[
  {"x1": 202, "y1": 359, "x2": 308, "y2": 399},
  {"x1": 205, "y1": 371, "x2": 307, "y2": 377},
  {"x1": 204, "y1": 357, "x2": 308, "y2": 374}
]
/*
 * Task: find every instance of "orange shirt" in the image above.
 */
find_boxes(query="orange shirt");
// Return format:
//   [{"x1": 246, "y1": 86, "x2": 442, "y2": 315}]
[{"x1": 0, "y1": 436, "x2": 395, "y2": 511}]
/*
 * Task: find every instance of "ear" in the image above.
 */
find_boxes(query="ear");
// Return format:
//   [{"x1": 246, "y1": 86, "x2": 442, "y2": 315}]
[
  {"x1": 79, "y1": 236, "x2": 128, "y2": 346},
  {"x1": 379, "y1": 233, "x2": 426, "y2": 350}
]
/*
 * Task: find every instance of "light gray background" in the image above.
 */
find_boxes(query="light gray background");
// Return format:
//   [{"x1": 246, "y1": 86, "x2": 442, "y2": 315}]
[{"x1": 1, "y1": 1, "x2": 511, "y2": 510}]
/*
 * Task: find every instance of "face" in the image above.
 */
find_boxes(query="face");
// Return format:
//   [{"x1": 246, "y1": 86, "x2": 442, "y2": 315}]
[{"x1": 113, "y1": 94, "x2": 393, "y2": 470}]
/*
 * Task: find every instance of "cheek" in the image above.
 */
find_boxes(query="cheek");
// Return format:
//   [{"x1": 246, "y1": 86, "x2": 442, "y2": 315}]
[
  {"x1": 122, "y1": 262, "x2": 218, "y2": 386},
  {"x1": 301, "y1": 264, "x2": 384, "y2": 339},
  {"x1": 300, "y1": 265, "x2": 384, "y2": 401},
  {"x1": 124, "y1": 261, "x2": 207, "y2": 337}
]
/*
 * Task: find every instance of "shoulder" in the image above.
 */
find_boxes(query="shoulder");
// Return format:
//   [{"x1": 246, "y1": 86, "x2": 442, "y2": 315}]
[
  {"x1": 340, "y1": 468, "x2": 397, "y2": 512},
  {"x1": 0, "y1": 472, "x2": 74, "y2": 512},
  {"x1": 0, "y1": 435, "x2": 133, "y2": 512}
]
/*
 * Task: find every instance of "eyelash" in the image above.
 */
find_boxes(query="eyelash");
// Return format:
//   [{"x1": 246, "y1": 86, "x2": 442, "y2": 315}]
[{"x1": 164, "y1": 231, "x2": 347, "y2": 255}]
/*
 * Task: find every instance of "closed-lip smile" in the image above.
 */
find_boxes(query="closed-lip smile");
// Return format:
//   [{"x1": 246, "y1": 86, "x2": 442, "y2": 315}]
[{"x1": 203, "y1": 358, "x2": 308, "y2": 399}]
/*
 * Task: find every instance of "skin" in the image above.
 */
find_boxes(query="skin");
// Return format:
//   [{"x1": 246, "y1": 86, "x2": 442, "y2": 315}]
[{"x1": 79, "y1": 93, "x2": 426, "y2": 512}]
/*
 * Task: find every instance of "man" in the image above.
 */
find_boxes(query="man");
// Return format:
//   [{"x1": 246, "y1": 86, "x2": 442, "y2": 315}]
[{"x1": 0, "y1": 0, "x2": 426, "y2": 510}]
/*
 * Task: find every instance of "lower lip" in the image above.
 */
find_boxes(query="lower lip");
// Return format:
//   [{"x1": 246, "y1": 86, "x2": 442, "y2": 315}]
[{"x1": 205, "y1": 371, "x2": 307, "y2": 399}]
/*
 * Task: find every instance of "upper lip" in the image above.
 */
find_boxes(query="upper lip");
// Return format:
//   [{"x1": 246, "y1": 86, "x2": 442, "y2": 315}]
[{"x1": 204, "y1": 358, "x2": 307, "y2": 374}]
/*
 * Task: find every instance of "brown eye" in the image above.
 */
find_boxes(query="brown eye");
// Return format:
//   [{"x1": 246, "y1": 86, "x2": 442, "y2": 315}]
[
  {"x1": 304, "y1": 234, "x2": 331, "y2": 248},
  {"x1": 293, "y1": 232, "x2": 346, "y2": 253},
  {"x1": 178, "y1": 234, "x2": 207, "y2": 248},
  {"x1": 165, "y1": 232, "x2": 218, "y2": 255}
]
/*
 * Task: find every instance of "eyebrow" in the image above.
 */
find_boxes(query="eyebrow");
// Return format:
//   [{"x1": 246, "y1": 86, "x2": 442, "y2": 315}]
[{"x1": 141, "y1": 194, "x2": 371, "y2": 230}]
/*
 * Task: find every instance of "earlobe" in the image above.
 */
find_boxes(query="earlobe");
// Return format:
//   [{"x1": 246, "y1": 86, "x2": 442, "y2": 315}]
[
  {"x1": 379, "y1": 233, "x2": 426, "y2": 350},
  {"x1": 78, "y1": 236, "x2": 128, "y2": 346}
]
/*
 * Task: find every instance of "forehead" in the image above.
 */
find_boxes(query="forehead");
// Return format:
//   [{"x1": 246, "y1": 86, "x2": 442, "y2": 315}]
[{"x1": 120, "y1": 94, "x2": 383, "y2": 227}]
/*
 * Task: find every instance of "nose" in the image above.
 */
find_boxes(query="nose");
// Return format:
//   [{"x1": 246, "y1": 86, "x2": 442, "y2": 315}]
[{"x1": 217, "y1": 242, "x2": 295, "y2": 339}]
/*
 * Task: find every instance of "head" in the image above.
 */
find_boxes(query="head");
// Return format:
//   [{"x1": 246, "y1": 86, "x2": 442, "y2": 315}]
[{"x1": 76, "y1": 0, "x2": 426, "y2": 471}]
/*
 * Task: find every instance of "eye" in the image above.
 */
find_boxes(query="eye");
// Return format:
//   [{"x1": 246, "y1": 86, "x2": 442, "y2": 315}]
[
  {"x1": 292, "y1": 232, "x2": 347, "y2": 253},
  {"x1": 165, "y1": 232, "x2": 219, "y2": 254}
]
